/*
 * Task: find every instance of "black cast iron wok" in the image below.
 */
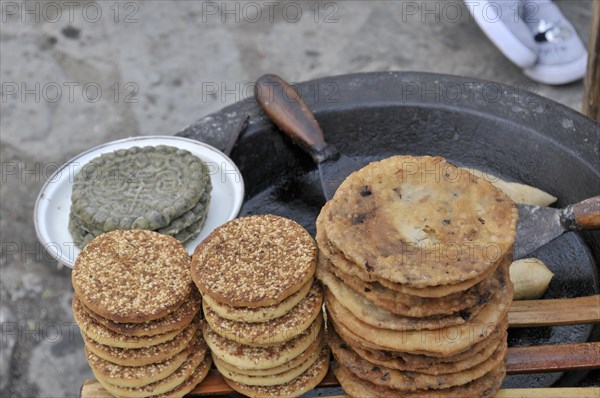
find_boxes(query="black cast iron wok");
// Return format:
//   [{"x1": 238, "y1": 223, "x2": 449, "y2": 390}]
[{"x1": 178, "y1": 72, "x2": 600, "y2": 389}]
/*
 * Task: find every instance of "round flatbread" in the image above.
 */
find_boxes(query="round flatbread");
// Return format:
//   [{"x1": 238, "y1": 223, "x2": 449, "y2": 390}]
[
  {"x1": 223, "y1": 345, "x2": 330, "y2": 398},
  {"x1": 330, "y1": 326, "x2": 507, "y2": 391},
  {"x1": 192, "y1": 215, "x2": 316, "y2": 307},
  {"x1": 325, "y1": 264, "x2": 512, "y2": 357},
  {"x1": 82, "y1": 291, "x2": 200, "y2": 337},
  {"x1": 202, "y1": 317, "x2": 323, "y2": 370},
  {"x1": 71, "y1": 145, "x2": 210, "y2": 232},
  {"x1": 97, "y1": 348, "x2": 209, "y2": 398},
  {"x1": 319, "y1": 256, "x2": 507, "y2": 330},
  {"x1": 316, "y1": 203, "x2": 499, "y2": 298},
  {"x1": 203, "y1": 282, "x2": 323, "y2": 346},
  {"x1": 334, "y1": 362, "x2": 504, "y2": 398},
  {"x1": 72, "y1": 230, "x2": 193, "y2": 323},
  {"x1": 212, "y1": 329, "x2": 323, "y2": 376},
  {"x1": 73, "y1": 295, "x2": 181, "y2": 348},
  {"x1": 322, "y1": 156, "x2": 517, "y2": 287},
  {"x1": 86, "y1": 345, "x2": 191, "y2": 388},
  {"x1": 202, "y1": 279, "x2": 312, "y2": 323},
  {"x1": 215, "y1": 342, "x2": 324, "y2": 386},
  {"x1": 82, "y1": 321, "x2": 197, "y2": 366}
]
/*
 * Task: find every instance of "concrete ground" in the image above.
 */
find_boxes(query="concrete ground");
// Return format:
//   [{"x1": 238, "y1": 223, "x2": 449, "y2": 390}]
[{"x1": 0, "y1": 1, "x2": 594, "y2": 397}]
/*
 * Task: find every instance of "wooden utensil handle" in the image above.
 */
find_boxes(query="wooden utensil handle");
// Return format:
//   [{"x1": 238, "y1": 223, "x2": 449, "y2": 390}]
[
  {"x1": 254, "y1": 74, "x2": 338, "y2": 163},
  {"x1": 508, "y1": 295, "x2": 600, "y2": 328},
  {"x1": 569, "y1": 195, "x2": 600, "y2": 230}
]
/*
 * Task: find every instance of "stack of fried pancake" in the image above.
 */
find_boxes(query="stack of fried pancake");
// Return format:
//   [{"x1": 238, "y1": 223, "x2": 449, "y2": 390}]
[
  {"x1": 69, "y1": 145, "x2": 212, "y2": 248},
  {"x1": 316, "y1": 156, "x2": 518, "y2": 397},
  {"x1": 191, "y1": 215, "x2": 330, "y2": 397},
  {"x1": 72, "y1": 230, "x2": 211, "y2": 398}
]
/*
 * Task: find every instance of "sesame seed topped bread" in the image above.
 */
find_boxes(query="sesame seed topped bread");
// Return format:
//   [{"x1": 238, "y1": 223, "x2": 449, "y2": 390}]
[
  {"x1": 322, "y1": 156, "x2": 518, "y2": 287},
  {"x1": 202, "y1": 317, "x2": 323, "y2": 370},
  {"x1": 72, "y1": 230, "x2": 193, "y2": 323},
  {"x1": 96, "y1": 335, "x2": 209, "y2": 398},
  {"x1": 203, "y1": 281, "x2": 323, "y2": 346},
  {"x1": 191, "y1": 215, "x2": 317, "y2": 307},
  {"x1": 73, "y1": 295, "x2": 182, "y2": 349},
  {"x1": 70, "y1": 145, "x2": 210, "y2": 232},
  {"x1": 82, "y1": 320, "x2": 198, "y2": 367},
  {"x1": 81, "y1": 290, "x2": 200, "y2": 337},
  {"x1": 212, "y1": 330, "x2": 323, "y2": 376},
  {"x1": 151, "y1": 356, "x2": 211, "y2": 398},
  {"x1": 222, "y1": 345, "x2": 330, "y2": 398},
  {"x1": 85, "y1": 346, "x2": 191, "y2": 388},
  {"x1": 202, "y1": 279, "x2": 312, "y2": 323},
  {"x1": 215, "y1": 341, "x2": 324, "y2": 386}
]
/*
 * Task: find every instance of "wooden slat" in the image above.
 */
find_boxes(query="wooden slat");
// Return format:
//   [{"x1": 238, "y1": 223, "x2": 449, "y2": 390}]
[
  {"x1": 495, "y1": 388, "x2": 600, "y2": 398},
  {"x1": 508, "y1": 295, "x2": 600, "y2": 328},
  {"x1": 583, "y1": 0, "x2": 600, "y2": 122},
  {"x1": 506, "y1": 342, "x2": 600, "y2": 374}
]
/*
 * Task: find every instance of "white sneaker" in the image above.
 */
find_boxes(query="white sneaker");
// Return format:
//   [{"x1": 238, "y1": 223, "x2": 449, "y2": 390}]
[
  {"x1": 466, "y1": 0, "x2": 539, "y2": 68},
  {"x1": 522, "y1": 0, "x2": 588, "y2": 85}
]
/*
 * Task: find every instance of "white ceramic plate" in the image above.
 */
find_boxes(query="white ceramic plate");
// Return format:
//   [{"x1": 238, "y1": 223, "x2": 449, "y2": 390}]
[{"x1": 34, "y1": 136, "x2": 244, "y2": 268}]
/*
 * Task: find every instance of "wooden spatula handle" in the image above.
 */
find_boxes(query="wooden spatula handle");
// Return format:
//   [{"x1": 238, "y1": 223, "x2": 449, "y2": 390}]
[
  {"x1": 254, "y1": 74, "x2": 338, "y2": 163},
  {"x1": 570, "y1": 195, "x2": 600, "y2": 229}
]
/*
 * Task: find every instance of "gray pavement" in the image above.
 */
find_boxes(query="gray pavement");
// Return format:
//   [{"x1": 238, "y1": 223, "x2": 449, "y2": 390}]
[{"x1": 0, "y1": 1, "x2": 594, "y2": 397}]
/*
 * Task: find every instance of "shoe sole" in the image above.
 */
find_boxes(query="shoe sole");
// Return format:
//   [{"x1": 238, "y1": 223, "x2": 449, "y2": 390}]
[
  {"x1": 469, "y1": 0, "x2": 538, "y2": 68},
  {"x1": 524, "y1": 52, "x2": 588, "y2": 85}
]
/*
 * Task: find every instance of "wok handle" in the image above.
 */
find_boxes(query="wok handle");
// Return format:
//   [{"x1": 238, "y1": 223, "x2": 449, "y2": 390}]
[
  {"x1": 254, "y1": 74, "x2": 338, "y2": 163},
  {"x1": 568, "y1": 195, "x2": 600, "y2": 230}
]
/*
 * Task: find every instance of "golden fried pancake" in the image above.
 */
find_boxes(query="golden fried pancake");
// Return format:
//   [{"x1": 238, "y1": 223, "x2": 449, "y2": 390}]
[
  {"x1": 98, "y1": 352, "x2": 209, "y2": 398},
  {"x1": 349, "y1": 329, "x2": 505, "y2": 375},
  {"x1": 215, "y1": 342, "x2": 324, "y2": 386},
  {"x1": 321, "y1": 156, "x2": 517, "y2": 287},
  {"x1": 82, "y1": 291, "x2": 200, "y2": 337},
  {"x1": 202, "y1": 279, "x2": 312, "y2": 323},
  {"x1": 82, "y1": 321, "x2": 197, "y2": 366},
  {"x1": 202, "y1": 317, "x2": 322, "y2": 370},
  {"x1": 73, "y1": 295, "x2": 181, "y2": 348},
  {"x1": 326, "y1": 265, "x2": 512, "y2": 356},
  {"x1": 192, "y1": 215, "x2": 316, "y2": 307},
  {"x1": 322, "y1": 253, "x2": 500, "y2": 318},
  {"x1": 332, "y1": 317, "x2": 507, "y2": 370},
  {"x1": 223, "y1": 345, "x2": 330, "y2": 398},
  {"x1": 212, "y1": 327, "x2": 324, "y2": 376},
  {"x1": 72, "y1": 230, "x2": 193, "y2": 323},
  {"x1": 203, "y1": 282, "x2": 323, "y2": 346},
  {"x1": 319, "y1": 258, "x2": 501, "y2": 329},
  {"x1": 334, "y1": 362, "x2": 504, "y2": 398},
  {"x1": 330, "y1": 326, "x2": 507, "y2": 391},
  {"x1": 317, "y1": 203, "x2": 499, "y2": 298}
]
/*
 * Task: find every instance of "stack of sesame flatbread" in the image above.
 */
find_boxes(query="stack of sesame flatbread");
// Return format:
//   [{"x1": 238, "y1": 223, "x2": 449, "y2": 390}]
[
  {"x1": 71, "y1": 230, "x2": 210, "y2": 398},
  {"x1": 316, "y1": 156, "x2": 518, "y2": 397},
  {"x1": 192, "y1": 215, "x2": 330, "y2": 398},
  {"x1": 69, "y1": 145, "x2": 212, "y2": 248}
]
